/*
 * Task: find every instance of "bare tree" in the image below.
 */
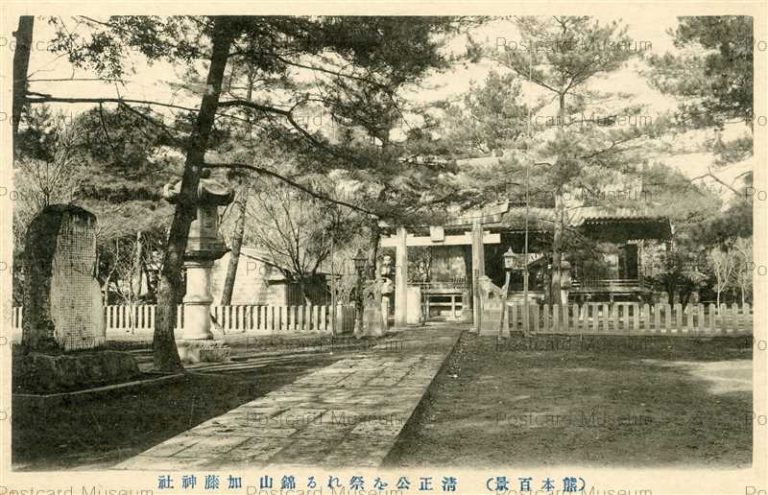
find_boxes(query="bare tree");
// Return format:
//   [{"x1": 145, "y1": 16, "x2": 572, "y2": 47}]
[
  {"x1": 708, "y1": 246, "x2": 735, "y2": 307},
  {"x1": 244, "y1": 183, "x2": 358, "y2": 302},
  {"x1": 13, "y1": 118, "x2": 80, "y2": 248},
  {"x1": 732, "y1": 237, "x2": 753, "y2": 305}
]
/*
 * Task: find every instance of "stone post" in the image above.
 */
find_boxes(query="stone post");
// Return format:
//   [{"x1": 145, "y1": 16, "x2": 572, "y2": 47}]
[
  {"x1": 182, "y1": 259, "x2": 215, "y2": 339},
  {"x1": 394, "y1": 227, "x2": 408, "y2": 327},
  {"x1": 471, "y1": 219, "x2": 485, "y2": 333}
]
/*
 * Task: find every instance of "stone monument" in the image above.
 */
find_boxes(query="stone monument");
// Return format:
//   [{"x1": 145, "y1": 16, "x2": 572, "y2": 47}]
[
  {"x1": 17, "y1": 205, "x2": 140, "y2": 393},
  {"x1": 22, "y1": 205, "x2": 105, "y2": 351},
  {"x1": 163, "y1": 173, "x2": 234, "y2": 363}
]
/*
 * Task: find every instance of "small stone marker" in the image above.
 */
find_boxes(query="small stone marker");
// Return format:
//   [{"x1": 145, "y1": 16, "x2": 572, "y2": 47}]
[
  {"x1": 22, "y1": 205, "x2": 105, "y2": 351},
  {"x1": 363, "y1": 298, "x2": 385, "y2": 337},
  {"x1": 406, "y1": 286, "x2": 424, "y2": 325}
]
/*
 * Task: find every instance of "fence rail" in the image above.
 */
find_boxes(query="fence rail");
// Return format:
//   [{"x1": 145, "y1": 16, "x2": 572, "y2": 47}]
[
  {"x1": 571, "y1": 278, "x2": 653, "y2": 291},
  {"x1": 481, "y1": 302, "x2": 752, "y2": 336},
  {"x1": 11, "y1": 304, "x2": 356, "y2": 342}
]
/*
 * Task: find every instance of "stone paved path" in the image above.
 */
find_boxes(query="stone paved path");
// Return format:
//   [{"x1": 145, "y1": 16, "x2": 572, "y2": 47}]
[{"x1": 114, "y1": 324, "x2": 463, "y2": 469}]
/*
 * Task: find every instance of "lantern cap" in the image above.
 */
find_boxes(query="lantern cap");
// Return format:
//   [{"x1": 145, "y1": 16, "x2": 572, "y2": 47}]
[
  {"x1": 352, "y1": 249, "x2": 367, "y2": 272},
  {"x1": 163, "y1": 178, "x2": 234, "y2": 206},
  {"x1": 503, "y1": 247, "x2": 517, "y2": 270}
]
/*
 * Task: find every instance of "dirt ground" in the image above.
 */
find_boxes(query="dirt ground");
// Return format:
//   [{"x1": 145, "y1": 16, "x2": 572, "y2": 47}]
[{"x1": 386, "y1": 332, "x2": 753, "y2": 468}]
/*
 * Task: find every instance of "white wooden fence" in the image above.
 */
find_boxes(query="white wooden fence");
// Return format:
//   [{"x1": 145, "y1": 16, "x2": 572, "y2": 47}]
[
  {"x1": 493, "y1": 302, "x2": 752, "y2": 336},
  {"x1": 11, "y1": 304, "x2": 356, "y2": 342}
]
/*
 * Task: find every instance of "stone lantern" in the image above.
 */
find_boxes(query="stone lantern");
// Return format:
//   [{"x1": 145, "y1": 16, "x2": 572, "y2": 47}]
[
  {"x1": 163, "y1": 173, "x2": 234, "y2": 345},
  {"x1": 502, "y1": 247, "x2": 518, "y2": 272}
]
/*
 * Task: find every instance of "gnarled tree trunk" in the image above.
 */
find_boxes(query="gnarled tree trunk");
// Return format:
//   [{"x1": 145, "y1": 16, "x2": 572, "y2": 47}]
[
  {"x1": 12, "y1": 16, "x2": 34, "y2": 144},
  {"x1": 220, "y1": 189, "x2": 247, "y2": 305},
  {"x1": 152, "y1": 17, "x2": 237, "y2": 372}
]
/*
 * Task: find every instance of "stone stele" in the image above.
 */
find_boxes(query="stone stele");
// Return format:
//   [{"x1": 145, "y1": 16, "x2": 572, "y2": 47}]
[{"x1": 22, "y1": 204, "x2": 105, "y2": 351}]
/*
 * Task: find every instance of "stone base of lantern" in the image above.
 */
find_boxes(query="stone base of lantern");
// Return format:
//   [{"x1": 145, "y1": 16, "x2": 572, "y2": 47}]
[{"x1": 176, "y1": 339, "x2": 231, "y2": 364}]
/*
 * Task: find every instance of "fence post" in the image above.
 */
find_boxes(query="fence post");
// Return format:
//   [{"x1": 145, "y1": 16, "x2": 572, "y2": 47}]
[
  {"x1": 718, "y1": 304, "x2": 726, "y2": 334},
  {"x1": 694, "y1": 304, "x2": 703, "y2": 335},
  {"x1": 661, "y1": 304, "x2": 670, "y2": 334},
  {"x1": 744, "y1": 303, "x2": 752, "y2": 333},
  {"x1": 601, "y1": 303, "x2": 609, "y2": 334},
  {"x1": 311, "y1": 305, "x2": 319, "y2": 331},
  {"x1": 300, "y1": 306, "x2": 307, "y2": 332},
  {"x1": 682, "y1": 305, "x2": 691, "y2": 334},
  {"x1": 707, "y1": 303, "x2": 716, "y2": 333},
  {"x1": 672, "y1": 303, "x2": 682, "y2": 333},
  {"x1": 632, "y1": 303, "x2": 640, "y2": 334},
  {"x1": 731, "y1": 303, "x2": 740, "y2": 334},
  {"x1": 284, "y1": 306, "x2": 290, "y2": 331},
  {"x1": 571, "y1": 303, "x2": 580, "y2": 334},
  {"x1": 624, "y1": 304, "x2": 631, "y2": 333},
  {"x1": 505, "y1": 303, "x2": 514, "y2": 335},
  {"x1": 610, "y1": 304, "x2": 618, "y2": 333},
  {"x1": 320, "y1": 306, "x2": 328, "y2": 332},
  {"x1": 561, "y1": 304, "x2": 569, "y2": 334},
  {"x1": 641, "y1": 303, "x2": 650, "y2": 333}
]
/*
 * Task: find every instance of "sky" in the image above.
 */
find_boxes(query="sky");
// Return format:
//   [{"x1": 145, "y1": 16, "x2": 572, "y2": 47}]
[
  {"x1": 19, "y1": 15, "x2": 753, "y2": 202},
  {"x1": 25, "y1": 15, "x2": 679, "y2": 111}
]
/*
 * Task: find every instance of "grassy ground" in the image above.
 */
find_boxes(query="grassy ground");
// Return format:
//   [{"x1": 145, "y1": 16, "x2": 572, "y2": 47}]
[
  {"x1": 386, "y1": 332, "x2": 752, "y2": 468},
  {"x1": 11, "y1": 352, "x2": 344, "y2": 471}
]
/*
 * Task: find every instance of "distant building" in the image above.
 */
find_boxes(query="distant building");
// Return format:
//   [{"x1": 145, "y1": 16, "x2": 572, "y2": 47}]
[
  {"x1": 210, "y1": 247, "x2": 331, "y2": 306},
  {"x1": 380, "y1": 155, "x2": 675, "y2": 324}
]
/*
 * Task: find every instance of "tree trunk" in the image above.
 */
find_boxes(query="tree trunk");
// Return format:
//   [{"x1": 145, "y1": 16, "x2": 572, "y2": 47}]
[
  {"x1": 220, "y1": 189, "x2": 247, "y2": 305},
  {"x1": 12, "y1": 16, "x2": 34, "y2": 145},
  {"x1": 132, "y1": 231, "x2": 143, "y2": 303},
  {"x1": 220, "y1": 62, "x2": 257, "y2": 306},
  {"x1": 141, "y1": 257, "x2": 156, "y2": 302},
  {"x1": 103, "y1": 272, "x2": 112, "y2": 305},
  {"x1": 667, "y1": 282, "x2": 675, "y2": 305},
  {"x1": 551, "y1": 191, "x2": 564, "y2": 305},
  {"x1": 550, "y1": 92, "x2": 567, "y2": 305},
  {"x1": 152, "y1": 17, "x2": 236, "y2": 372},
  {"x1": 716, "y1": 290, "x2": 720, "y2": 308},
  {"x1": 367, "y1": 219, "x2": 381, "y2": 280}
]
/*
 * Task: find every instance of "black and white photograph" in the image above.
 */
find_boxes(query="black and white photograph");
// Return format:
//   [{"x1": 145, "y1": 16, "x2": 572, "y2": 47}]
[{"x1": 0, "y1": 5, "x2": 763, "y2": 495}]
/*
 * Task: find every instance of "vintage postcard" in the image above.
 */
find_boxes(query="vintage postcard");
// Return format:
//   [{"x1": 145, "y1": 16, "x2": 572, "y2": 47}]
[{"x1": 0, "y1": 2, "x2": 765, "y2": 495}]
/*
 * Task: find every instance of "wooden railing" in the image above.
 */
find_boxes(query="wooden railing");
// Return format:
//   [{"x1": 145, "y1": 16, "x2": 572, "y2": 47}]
[
  {"x1": 502, "y1": 302, "x2": 752, "y2": 336},
  {"x1": 10, "y1": 304, "x2": 356, "y2": 342},
  {"x1": 411, "y1": 278, "x2": 469, "y2": 290},
  {"x1": 571, "y1": 278, "x2": 654, "y2": 291}
]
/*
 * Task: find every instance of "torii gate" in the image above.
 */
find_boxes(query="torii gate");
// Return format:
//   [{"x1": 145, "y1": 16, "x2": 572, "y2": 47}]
[{"x1": 380, "y1": 219, "x2": 500, "y2": 329}]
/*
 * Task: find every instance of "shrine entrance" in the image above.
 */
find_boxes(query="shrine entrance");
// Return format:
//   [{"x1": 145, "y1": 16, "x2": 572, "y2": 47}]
[{"x1": 380, "y1": 220, "x2": 500, "y2": 328}]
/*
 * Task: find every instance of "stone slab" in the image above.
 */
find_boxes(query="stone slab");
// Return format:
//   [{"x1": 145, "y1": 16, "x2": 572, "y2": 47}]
[{"x1": 114, "y1": 325, "x2": 462, "y2": 469}]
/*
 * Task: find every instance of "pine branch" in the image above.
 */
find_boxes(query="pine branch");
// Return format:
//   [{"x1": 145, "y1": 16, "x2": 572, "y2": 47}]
[{"x1": 202, "y1": 161, "x2": 378, "y2": 217}]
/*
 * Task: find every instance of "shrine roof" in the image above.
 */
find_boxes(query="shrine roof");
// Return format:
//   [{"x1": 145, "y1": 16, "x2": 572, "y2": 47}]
[{"x1": 434, "y1": 205, "x2": 672, "y2": 241}]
